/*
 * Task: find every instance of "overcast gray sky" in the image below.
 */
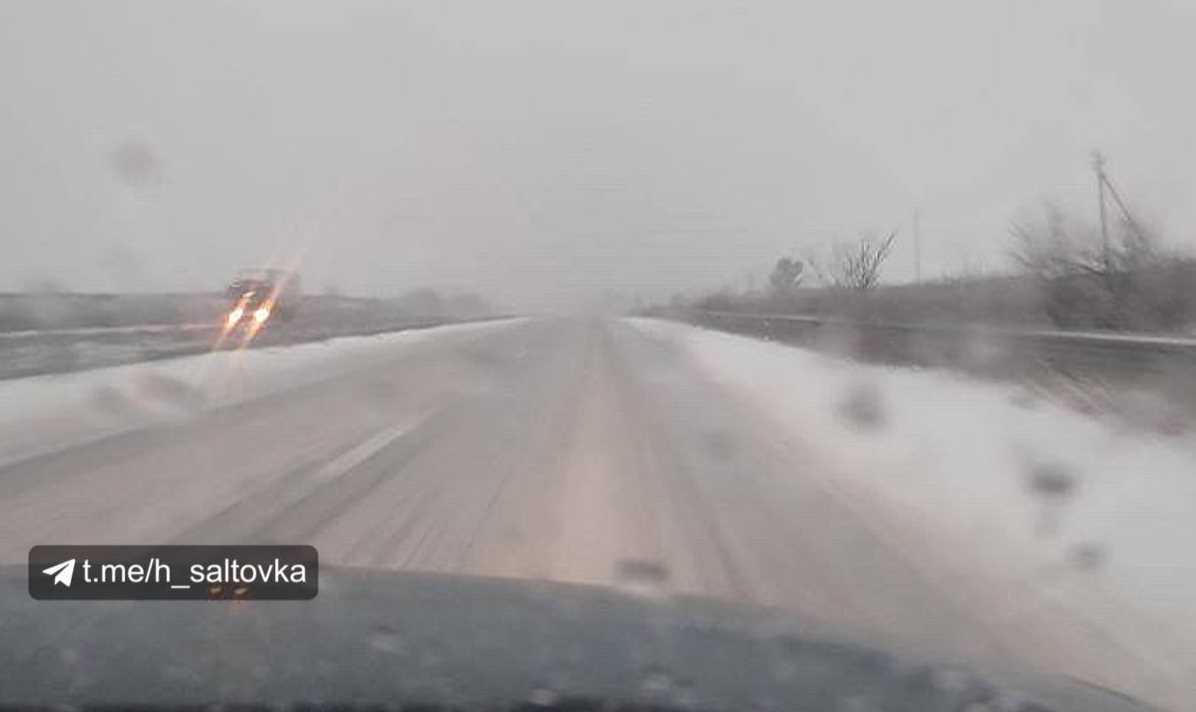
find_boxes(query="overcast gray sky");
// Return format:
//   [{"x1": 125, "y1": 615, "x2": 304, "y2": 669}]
[{"x1": 2, "y1": 0, "x2": 1194, "y2": 309}]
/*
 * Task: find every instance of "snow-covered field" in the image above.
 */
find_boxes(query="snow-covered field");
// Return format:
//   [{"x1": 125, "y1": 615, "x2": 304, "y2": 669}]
[
  {"x1": 628, "y1": 317, "x2": 1196, "y2": 698},
  {"x1": 0, "y1": 318, "x2": 523, "y2": 469}
]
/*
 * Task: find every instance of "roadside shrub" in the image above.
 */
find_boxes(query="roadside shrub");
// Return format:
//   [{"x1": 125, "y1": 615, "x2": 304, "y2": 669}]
[{"x1": 1011, "y1": 205, "x2": 1196, "y2": 331}]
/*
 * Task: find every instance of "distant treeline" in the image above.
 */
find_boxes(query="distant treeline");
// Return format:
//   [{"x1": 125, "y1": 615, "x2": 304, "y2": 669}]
[
  {"x1": 0, "y1": 289, "x2": 495, "y2": 332},
  {"x1": 688, "y1": 199, "x2": 1196, "y2": 333},
  {"x1": 693, "y1": 258, "x2": 1196, "y2": 334}
]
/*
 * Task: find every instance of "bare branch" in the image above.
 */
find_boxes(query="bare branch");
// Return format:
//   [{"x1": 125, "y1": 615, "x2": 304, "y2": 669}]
[{"x1": 810, "y1": 230, "x2": 898, "y2": 290}]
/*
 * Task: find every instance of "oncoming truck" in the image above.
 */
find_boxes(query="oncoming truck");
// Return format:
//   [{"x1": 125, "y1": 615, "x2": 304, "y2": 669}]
[{"x1": 223, "y1": 269, "x2": 302, "y2": 329}]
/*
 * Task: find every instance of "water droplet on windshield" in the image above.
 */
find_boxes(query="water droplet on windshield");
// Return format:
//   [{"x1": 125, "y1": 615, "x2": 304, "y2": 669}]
[
  {"x1": 527, "y1": 687, "x2": 559, "y2": 706},
  {"x1": 1069, "y1": 541, "x2": 1107, "y2": 570},
  {"x1": 1026, "y1": 462, "x2": 1076, "y2": 499},
  {"x1": 639, "y1": 668, "x2": 675, "y2": 697},
  {"x1": 614, "y1": 558, "x2": 670, "y2": 598},
  {"x1": 368, "y1": 625, "x2": 405, "y2": 655},
  {"x1": 837, "y1": 380, "x2": 886, "y2": 430}
]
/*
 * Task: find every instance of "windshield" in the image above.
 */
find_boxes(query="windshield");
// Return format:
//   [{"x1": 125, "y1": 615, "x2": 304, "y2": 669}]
[{"x1": 1, "y1": 2, "x2": 1193, "y2": 711}]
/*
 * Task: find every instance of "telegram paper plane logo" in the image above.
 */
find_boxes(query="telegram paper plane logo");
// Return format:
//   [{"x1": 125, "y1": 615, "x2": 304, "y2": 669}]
[{"x1": 42, "y1": 558, "x2": 76, "y2": 587}]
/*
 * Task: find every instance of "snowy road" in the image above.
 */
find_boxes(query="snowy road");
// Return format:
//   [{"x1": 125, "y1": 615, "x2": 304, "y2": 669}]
[{"x1": 1, "y1": 317, "x2": 1192, "y2": 709}]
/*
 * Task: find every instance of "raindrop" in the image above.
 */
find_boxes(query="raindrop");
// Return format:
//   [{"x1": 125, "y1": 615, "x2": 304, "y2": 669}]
[
  {"x1": 369, "y1": 625, "x2": 405, "y2": 655},
  {"x1": 614, "y1": 559, "x2": 670, "y2": 597},
  {"x1": 836, "y1": 380, "x2": 886, "y2": 430},
  {"x1": 1025, "y1": 462, "x2": 1076, "y2": 500},
  {"x1": 109, "y1": 140, "x2": 162, "y2": 187},
  {"x1": 1069, "y1": 542, "x2": 1107, "y2": 571},
  {"x1": 639, "y1": 668, "x2": 675, "y2": 697},
  {"x1": 527, "y1": 687, "x2": 559, "y2": 707}
]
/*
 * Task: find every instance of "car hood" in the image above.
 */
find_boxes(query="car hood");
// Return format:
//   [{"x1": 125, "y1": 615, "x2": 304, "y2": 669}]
[{"x1": 0, "y1": 565, "x2": 1155, "y2": 711}]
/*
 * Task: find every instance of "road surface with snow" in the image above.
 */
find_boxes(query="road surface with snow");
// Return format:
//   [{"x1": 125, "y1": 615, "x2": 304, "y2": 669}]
[{"x1": 0, "y1": 317, "x2": 1192, "y2": 709}]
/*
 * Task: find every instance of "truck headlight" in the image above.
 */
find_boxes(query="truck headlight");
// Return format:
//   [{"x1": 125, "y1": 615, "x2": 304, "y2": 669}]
[{"x1": 253, "y1": 307, "x2": 271, "y2": 323}]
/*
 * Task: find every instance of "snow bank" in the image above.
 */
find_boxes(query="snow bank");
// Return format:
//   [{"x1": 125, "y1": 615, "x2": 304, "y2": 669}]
[
  {"x1": 627, "y1": 317, "x2": 1196, "y2": 690},
  {"x1": 0, "y1": 319, "x2": 523, "y2": 468}
]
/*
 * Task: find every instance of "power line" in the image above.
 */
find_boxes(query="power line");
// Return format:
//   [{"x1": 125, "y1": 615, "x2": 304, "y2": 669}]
[
  {"x1": 1092, "y1": 151, "x2": 1110, "y2": 267},
  {"x1": 1092, "y1": 151, "x2": 1149, "y2": 259}
]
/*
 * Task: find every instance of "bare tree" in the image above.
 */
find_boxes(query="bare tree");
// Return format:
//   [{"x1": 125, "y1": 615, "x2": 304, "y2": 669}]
[
  {"x1": 768, "y1": 257, "x2": 804, "y2": 294},
  {"x1": 807, "y1": 231, "x2": 898, "y2": 290},
  {"x1": 1007, "y1": 201, "x2": 1196, "y2": 330},
  {"x1": 1009, "y1": 202, "x2": 1159, "y2": 281}
]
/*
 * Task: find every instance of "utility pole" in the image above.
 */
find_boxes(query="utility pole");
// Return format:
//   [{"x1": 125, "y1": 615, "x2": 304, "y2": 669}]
[
  {"x1": 1092, "y1": 151, "x2": 1148, "y2": 270},
  {"x1": 1102, "y1": 168, "x2": 1148, "y2": 244},
  {"x1": 912, "y1": 208, "x2": 922, "y2": 283},
  {"x1": 1092, "y1": 151, "x2": 1109, "y2": 270}
]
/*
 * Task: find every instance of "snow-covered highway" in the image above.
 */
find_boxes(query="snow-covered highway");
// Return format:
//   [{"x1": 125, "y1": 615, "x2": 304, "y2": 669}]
[{"x1": 1, "y1": 317, "x2": 1192, "y2": 709}]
